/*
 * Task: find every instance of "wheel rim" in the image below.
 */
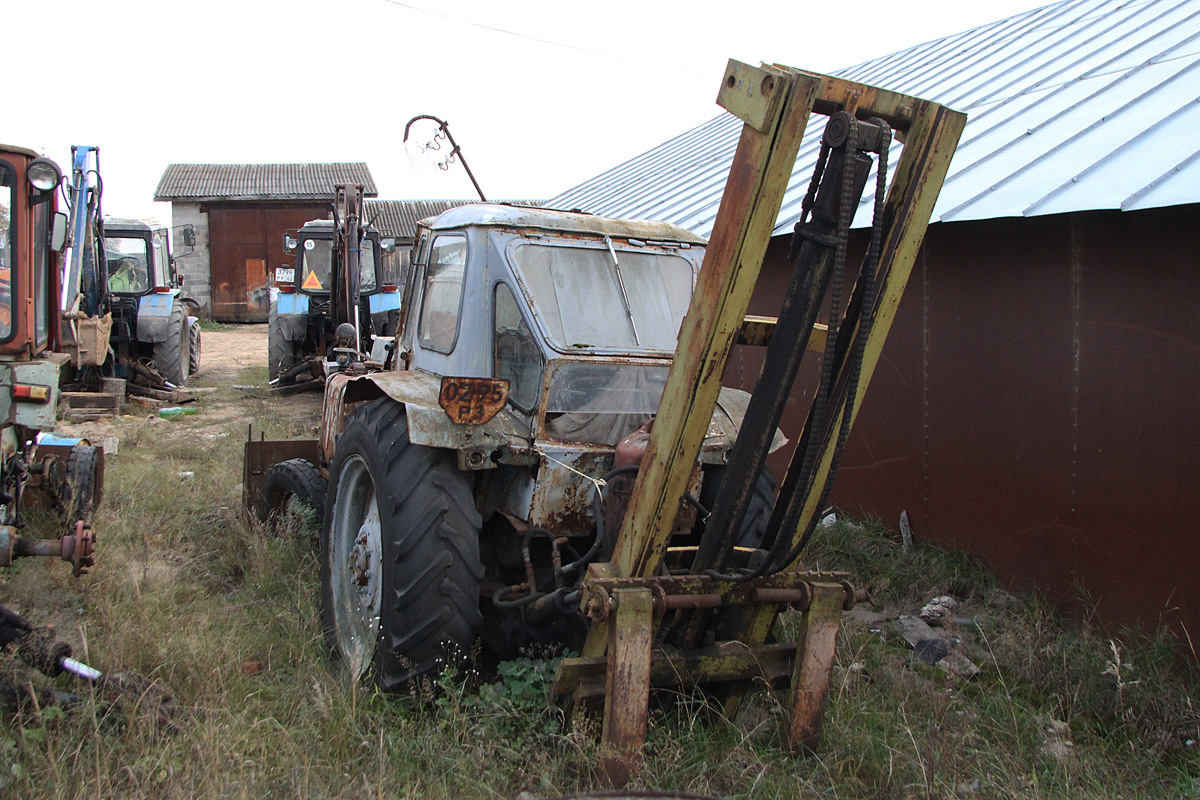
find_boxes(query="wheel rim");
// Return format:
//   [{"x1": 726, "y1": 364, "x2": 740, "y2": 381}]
[{"x1": 329, "y1": 454, "x2": 383, "y2": 679}]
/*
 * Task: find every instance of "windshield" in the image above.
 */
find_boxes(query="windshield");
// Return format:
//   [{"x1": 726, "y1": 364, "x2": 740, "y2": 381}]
[
  {"x1": 106, "y1": 235, "x2": 151, "y2": 294},
  {"x1": 514, "y1": 242, "x2": 694, "y2": 351},
  {"x1": 299, "y1": 236, "x2": 377, "y2": 293},
  {"x1": 299, "y1": 237, "x2": 332, "y2": 292},
  {"x1": 544, "y1": 362, "x2": 669, "y2": 445}
]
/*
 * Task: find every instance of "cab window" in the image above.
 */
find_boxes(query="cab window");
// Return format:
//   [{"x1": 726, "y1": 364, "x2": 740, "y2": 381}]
[
  {"x1": 417, "y1": 234, "x2": 467, "y2": 353},
  {"x1": 494, "y1": 283, "x2": 543, "y2": 411},
  {"x1": 358, "y1": 236, "x2": 378, "y2": 293},
  {"x1": 299, "y1": 237, "x2": 332, "y2": 292},
  {"x1": 33, "y1": 201, "x2": 50, "y2": 346},
  {"x1": 0, "y1": 164, "x2": 15, "y2": 339},
  {"x1": 106, "y1": 236, "x2": 151, "y2": 294}
]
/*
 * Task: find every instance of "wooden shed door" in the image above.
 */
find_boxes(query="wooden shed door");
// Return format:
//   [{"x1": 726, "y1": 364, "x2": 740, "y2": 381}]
[{"x1": 209, "y1": 205, "x2": 327, "y2": 322}]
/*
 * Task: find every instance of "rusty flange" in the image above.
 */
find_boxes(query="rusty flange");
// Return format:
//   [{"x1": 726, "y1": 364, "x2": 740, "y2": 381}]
[
  {"x1": 64, "y1": 521, "x2": 95, "y2": 577},
  {"x1": 583, "y1": 584, "x2": 612, "y2": 623}
]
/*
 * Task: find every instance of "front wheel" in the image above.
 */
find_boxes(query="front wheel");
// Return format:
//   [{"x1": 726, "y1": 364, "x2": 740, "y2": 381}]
[
  {"x1": 254, "y1": 458, "x2": 326, "y2": 537},
  {"x1": 321, "y1": 398, "x2": 483, "y2": 690}
]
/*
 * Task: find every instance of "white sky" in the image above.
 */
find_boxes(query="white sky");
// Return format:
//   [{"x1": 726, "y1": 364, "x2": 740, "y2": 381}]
[{"x1": 9, "y1": 0, "x2": 1047, "y2": 225}]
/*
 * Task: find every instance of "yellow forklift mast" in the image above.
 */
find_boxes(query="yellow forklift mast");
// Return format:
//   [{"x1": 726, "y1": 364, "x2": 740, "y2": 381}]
[{"x1": 551, "y1": 61, "x2": 966, "y2": 785}]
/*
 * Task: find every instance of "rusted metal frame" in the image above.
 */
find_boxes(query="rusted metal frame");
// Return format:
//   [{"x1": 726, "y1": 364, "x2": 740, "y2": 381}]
[
  {"x1": 708, "y1": 97, "x2": 965, "y2": 721},
  {"x1": 786, "y1": 582, "x2": 846, "y2": 752},
  {"x1": 734, "y1": 100, "x2": 969, "y2": 656},
  {"x1": 241, "y1": 434, "x2": 322, "y2": 517},
  {"x1": 600, "y1": 587, "x2": 653, "y2": 788},
  {"x1": 737, "y1": 316, "x2": 828, "y2": 350},
  {"x1": 800, "y1": 71, "x2": 924, "y2": 132},
  {"x1": 604, "y1": 63, "x2": 822, "y2": 582},
  {"x1": 334, "y1": 185, "x2": 363, "y2": 333},
  {"x1": 585, "y1": 570, "x2": 851, "y2": 610}
]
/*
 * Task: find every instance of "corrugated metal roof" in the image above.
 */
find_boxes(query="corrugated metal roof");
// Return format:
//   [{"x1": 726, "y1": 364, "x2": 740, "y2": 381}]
[
  {"x1": 548, "y1": 0, "x2": 1200, "y2": 236},
  {"x1": 363, "y1": 199, "x2": 480, "y2": 239},
  {"x1": 154, "y1": 163, "x2": 377, "y2": 201},
  {"x1": 363, "y1": 199, "x2": 546, "y2": 239}
]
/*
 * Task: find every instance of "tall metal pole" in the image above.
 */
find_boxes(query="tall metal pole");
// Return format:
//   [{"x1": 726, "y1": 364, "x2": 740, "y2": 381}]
[{"x1": 403, "y1": 115, "x2": 488, "y2": 202}]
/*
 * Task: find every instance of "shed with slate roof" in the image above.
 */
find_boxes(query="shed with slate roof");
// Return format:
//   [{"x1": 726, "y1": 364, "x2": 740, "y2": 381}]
[{"x1": 155, "y1": 162, "x2": 377, "y2": 322}]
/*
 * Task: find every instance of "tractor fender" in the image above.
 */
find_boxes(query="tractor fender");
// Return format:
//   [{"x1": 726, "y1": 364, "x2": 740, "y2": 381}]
[
  {"x1": 134, "y1": 293, "x2": 178, "y2": 343},
  {"x1": 321, "y1": 370, "x2": 533, "y2": 469},
  {"x1": 705, "y1": 387, "x2": 789, "y2": 462},
  {"x1": 272, "y1": 290, "x2": 310, "y2": 342}
]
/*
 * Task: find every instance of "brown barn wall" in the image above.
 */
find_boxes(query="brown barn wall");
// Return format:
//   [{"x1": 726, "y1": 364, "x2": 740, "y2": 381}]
[
  {"x1": 208, "y1": 203, "x2": 327, "y2": 322},
  {"x1": 739, "y1": 204, "x2": 1200, "y2": 632}
]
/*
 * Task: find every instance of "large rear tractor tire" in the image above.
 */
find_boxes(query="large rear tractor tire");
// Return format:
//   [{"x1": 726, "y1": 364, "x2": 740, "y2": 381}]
[
  {"x1": 152, "y1": 300, "x2": 190, "y2": 386},
  {"x1": 254, "y1": 458, "x2": 326, "y2": 537},
  {"x1": 699, "y1": 465, "x2": 777, "y2": 548},
  {"x1": 187, "y1": 316, "x2": 202, "y2": 377},
  {"x1": 322, "y1": 398, "x2": 483, "y2": 691}
]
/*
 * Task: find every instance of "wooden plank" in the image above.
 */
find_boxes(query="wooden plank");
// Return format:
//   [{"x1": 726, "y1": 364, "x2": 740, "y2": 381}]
[{"x1": 787, "y1": 583, "x2": 846, "y2": 751}]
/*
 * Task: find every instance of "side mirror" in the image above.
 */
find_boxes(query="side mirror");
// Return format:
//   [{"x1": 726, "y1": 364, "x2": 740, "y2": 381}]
[
  {"x1": 283, "y1": 235, "x2": 298, "y2": 253},
  {"x1": 380, "y1": 238, "x2": 396, "y2": 254},
  {"x1": 182, "y1": 226, "x2": 196, "y2": 247},
  {"x1": 50, "y1": 212, "x2": 68, "y2": 252}
]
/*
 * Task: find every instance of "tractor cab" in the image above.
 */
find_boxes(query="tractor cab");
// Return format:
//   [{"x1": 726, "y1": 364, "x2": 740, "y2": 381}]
[
  {"x1": 404, "y1": 204, "x2": 711, "y2": 448},
  {"x1": 280, "y1": 219, "x2": 396, "y2": 297},
  {"x1": 102, "y1": 218, "x2": 176, "y2": 297},
  {"x1": 268, "y1": 216, "x2": 401, "y2": 384},
  {"x1": 0, "y1": 146, "x2": 65, "y2": 361}
]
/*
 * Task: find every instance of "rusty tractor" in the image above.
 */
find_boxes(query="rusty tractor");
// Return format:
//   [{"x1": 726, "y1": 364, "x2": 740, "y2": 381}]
[
  {"x1": 246, "y1": 63, "x2": 965, "y2": 784},
  {"x1": 0, "y1": 143, "x2": 100, "y2": 574},
  {"x1": 0, "y1": 144, "x2": 173, "y2": 719}
]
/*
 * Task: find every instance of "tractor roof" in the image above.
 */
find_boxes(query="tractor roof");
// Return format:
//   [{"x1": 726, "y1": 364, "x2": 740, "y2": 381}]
[
  {"x1": 103, "y1": 218, "x2": 154, "y2": 233},
  {"x1": 422, "y1": 203, "x2": 707, "y2": 246}
]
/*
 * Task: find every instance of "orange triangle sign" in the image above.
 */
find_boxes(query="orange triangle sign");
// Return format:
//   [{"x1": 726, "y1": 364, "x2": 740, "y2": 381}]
[{"x1": 301, "y1": 271, "x2": 323, "y2": 291}]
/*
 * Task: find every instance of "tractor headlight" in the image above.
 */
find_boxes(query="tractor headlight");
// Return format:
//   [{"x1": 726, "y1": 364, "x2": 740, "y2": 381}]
[{"x1": 27, "y1": 158, "x2": 62, "y2": 192}]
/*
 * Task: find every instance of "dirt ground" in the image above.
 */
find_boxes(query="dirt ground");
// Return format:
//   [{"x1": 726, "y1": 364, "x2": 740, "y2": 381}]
[
  {"x1": 54, "y1": 323, "x2": 321, "y2": 445},
  {"x1": 200, "y1": 323, "x2": 269, "y2": 382}
]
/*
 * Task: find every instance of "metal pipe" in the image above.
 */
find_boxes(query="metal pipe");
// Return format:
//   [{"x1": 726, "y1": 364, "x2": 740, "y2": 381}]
[{"x1": 60, "y1": 656, "x2": 102, "y2": 682}]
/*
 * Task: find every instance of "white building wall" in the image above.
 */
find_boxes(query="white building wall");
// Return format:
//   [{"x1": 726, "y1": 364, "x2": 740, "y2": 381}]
[{"x1": 170, "y1": 202, "x2": 212, "y2": 316}]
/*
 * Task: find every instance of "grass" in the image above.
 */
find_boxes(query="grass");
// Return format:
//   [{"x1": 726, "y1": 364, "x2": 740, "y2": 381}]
[{"x1": 0, "y1": 378, "x2": 1197, "y2": 797}]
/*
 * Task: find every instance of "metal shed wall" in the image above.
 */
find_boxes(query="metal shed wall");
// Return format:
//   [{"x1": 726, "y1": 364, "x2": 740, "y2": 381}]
[
  {"x1": 208, "y1": 204, "x2": 327, "y2": 322},
  {"x1": 739, "y1": 204, "x2": 1200, "y2": 631}
]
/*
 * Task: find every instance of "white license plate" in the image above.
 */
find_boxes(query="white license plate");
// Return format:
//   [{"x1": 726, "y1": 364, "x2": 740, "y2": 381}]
[{"x1": 275, "y1": 267, "x2": 295, "y2": 284}]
